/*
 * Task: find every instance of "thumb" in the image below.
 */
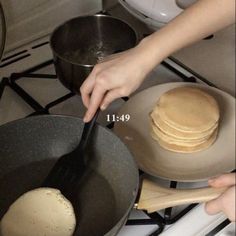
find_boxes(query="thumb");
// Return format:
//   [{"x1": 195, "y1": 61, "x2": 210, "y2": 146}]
[
  {"x1": 209, "y1": 173, "x2": 236, "y2": 188},
  {"x1": 205, "y1": 197, "x2": 223, "y2": 215}
]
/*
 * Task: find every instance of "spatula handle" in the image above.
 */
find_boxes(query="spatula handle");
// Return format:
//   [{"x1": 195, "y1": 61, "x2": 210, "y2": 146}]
[
  {"x1": 137, "y1": 178, "x2": 226, "y2": 213},
  {"x1": 79, "y1": 109, "x2": 100, "y2": 150}
]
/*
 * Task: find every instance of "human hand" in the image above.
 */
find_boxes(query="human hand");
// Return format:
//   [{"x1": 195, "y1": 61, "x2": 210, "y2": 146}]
[
  {"x1": 79, "y1": 0, "x2": 236, "y2": 123},
  {"x1": 80, "y1": 42, "x2": 156, "y2": 122},
  {"x1": 205, "y1": 173, "x2": 235, "y2": 222}
]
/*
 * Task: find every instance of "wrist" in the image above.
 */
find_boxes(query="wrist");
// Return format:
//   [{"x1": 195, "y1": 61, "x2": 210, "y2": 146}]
[{"x1": 136, "y1": 35, "x2": 167, "y2": 71}]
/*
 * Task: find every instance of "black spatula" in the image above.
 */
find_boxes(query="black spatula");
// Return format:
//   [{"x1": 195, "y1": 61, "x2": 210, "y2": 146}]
[{"x1": 43, "y1": 110, "x2": 99, "y2": 193}]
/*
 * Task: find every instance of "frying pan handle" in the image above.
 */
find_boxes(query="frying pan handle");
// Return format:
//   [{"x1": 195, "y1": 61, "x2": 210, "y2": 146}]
[{"x1": 136, "y1": 178, "x2": 227, "y2": 213}]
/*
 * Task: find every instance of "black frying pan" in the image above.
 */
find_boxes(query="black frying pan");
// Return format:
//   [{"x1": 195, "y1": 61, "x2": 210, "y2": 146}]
[
  {"x1": 0, "y1": 115, "x2": 139, "y2": 236},
  {"x1": 0, "y1": 115, "x2": 225, "y2": 235}
]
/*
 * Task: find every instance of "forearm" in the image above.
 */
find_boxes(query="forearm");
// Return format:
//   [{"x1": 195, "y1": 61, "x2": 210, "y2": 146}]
[
  {"x1": 80, "y1": 0, "x2": 235, "y2": 121},
  {"x1": 138, "y1": 0, "x2": 235, "y2": 71}
]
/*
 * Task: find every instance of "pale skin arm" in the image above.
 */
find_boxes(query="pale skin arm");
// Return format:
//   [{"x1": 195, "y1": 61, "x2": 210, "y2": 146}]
[{"x1": 80, "y1": 0, "x2": 235, "y2": 122}]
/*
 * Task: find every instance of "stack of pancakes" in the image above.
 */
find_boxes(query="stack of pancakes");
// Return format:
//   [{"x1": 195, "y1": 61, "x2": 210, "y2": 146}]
[{"x1": 150, "y1": 86, "x2": 220, "y2": 153}]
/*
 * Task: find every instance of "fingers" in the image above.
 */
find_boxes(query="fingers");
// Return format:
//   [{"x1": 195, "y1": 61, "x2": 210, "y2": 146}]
[
  {"x1": 205, "y1": 197, "x2": 223, "y2": 215},
  {"x1": 206, "y1": 173, "x2": 236, "y2": 220},
  {"x1": 205, "y1": 186, "x2": 236, "y2": 221},
  {"x1": 80, "y1": 47, "x2": 144, "y2": 122},
  {"x1": 83, "y1": 85, "x2": 106, "y2": 122},
  {"x1": 209, "y1": 173, "x2": 236, "y2": 188},
  {"x1": 80, "y1": 67, "x2": 98, "y2": 108},
  {"x1": 100, "y1": 88, "x2": 127, "y2": 110}
]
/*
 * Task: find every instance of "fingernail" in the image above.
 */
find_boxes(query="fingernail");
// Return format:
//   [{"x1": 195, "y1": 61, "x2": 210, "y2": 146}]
[
  {"x1": 83, "y1": 115, "x2": 89, "y2": 123},
  {"x1": 208, "y1": 178, "x2": 216, "y2": 184},
  {"x1": 100, "y1": 104, "x2": 106, "y2": 110}
]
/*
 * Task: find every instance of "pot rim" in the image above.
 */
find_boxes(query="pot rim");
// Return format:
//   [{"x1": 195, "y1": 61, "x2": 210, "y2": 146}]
[{"x1": 49, "y1": 14, "x2": 138, "y2": 67}]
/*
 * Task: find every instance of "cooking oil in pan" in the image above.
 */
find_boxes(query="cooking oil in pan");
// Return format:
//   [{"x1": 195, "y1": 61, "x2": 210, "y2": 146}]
[{"x1": 75, "y1": 170, "x2": 117, "y2": 236}]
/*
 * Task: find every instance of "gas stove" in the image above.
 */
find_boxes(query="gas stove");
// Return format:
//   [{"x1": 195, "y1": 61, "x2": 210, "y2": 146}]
[{"x1": 0, "y1": 36, "x2": 234, "y2": 236}]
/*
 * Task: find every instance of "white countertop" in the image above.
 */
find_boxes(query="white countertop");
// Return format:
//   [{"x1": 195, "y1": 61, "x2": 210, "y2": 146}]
[
  {"x1": 108, "y1": 4, "x2": 235, "y2": 97},
  {"x1": 173, "y1": 24, "x2": 235, "y2": 97}
]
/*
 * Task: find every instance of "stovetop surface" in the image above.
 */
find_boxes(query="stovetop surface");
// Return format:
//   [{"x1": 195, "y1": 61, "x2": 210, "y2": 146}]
[{"x1": 0, "y1": 53, "x2": 233, "y2": 236}]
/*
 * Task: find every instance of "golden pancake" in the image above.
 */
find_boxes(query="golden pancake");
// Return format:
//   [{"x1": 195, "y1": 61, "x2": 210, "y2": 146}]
[
  {"x1": 150, "y1": 86, "x2": 220, "y2": 153},
  {"x1": 151, "y1": 128, "x2": 218, "y2": 153},
  {"x1": 150, "y1": 110, "x2": 218, "y2": 140},
  {"x1": 156, "y1": 87, "x2": 220, "y2": 132},
  {"x1": 0, "y1": 188, "x2": 76, "y2": 236},
  {"x1": 151, "y1": 122, "x2": 215, "y2": 147}
]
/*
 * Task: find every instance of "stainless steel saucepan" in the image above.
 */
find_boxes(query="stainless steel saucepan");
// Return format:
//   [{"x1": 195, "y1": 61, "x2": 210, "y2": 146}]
[{"x1": 50, "y1": 14, "x2": 137, "y2": 93}]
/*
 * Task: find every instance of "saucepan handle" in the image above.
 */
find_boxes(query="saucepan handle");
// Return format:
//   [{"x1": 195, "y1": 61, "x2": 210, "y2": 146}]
[{"x1": 136, "y1": 178, "x2": 226, "y2": 213}]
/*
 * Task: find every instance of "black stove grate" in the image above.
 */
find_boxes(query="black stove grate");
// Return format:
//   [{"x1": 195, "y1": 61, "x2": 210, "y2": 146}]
[
  {"x1": 1, "y1": 59, "x2": 200, "y2": 115},
  {"x1": 0, "y1": 59, "x2": 220, "y2": 236}
]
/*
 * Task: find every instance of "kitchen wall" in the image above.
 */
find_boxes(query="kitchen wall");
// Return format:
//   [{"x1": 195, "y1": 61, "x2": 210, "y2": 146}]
[
  {"x1": 1, "y1": 0, "x2": 102, "y2": 52},
  {"x1": 103, "y1": 0, "x2": 118, "y2": 10}
]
